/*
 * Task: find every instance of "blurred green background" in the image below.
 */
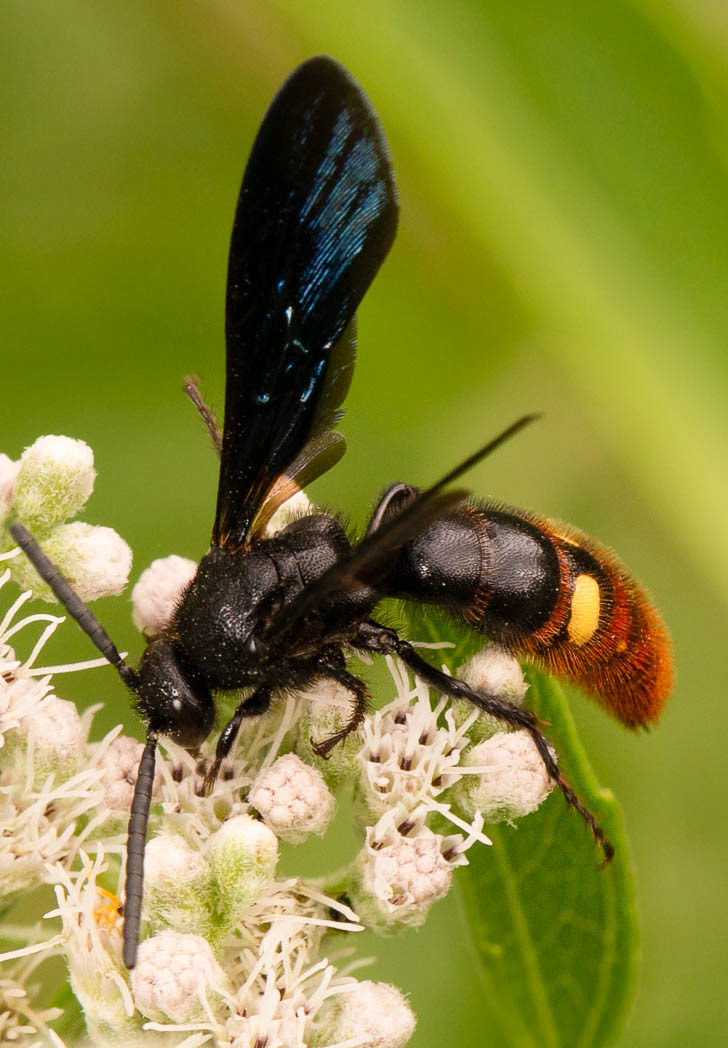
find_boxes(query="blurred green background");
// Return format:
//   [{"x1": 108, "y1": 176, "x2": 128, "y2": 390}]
[{"x1": 3, "y1": 2, "x2": 726, "y2": 1045}]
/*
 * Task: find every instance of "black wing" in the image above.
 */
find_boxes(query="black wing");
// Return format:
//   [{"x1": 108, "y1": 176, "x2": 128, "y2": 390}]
[
  {"x1": 212, "y1": 56, "x2": 398, "y2": 548},
  {"x1": 264, "y1": 415, "x2": 539, "y2": 646}
]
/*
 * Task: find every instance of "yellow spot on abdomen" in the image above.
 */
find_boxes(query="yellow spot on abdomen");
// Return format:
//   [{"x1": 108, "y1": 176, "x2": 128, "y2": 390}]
[{"x1": 567, "y1": 574, "x2": 600, "y2": 646}]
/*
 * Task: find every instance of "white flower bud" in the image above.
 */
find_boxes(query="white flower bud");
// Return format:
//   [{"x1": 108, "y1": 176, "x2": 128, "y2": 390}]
[
  {"x1": 264, "y1": 489, "x2": 312, "y2": 536},
  {"x1": 324, "y1": 980, "x2": 416, "y2": 1048},
  {"x1": 130, "y1": 930, "x2": 228, "y2": 1023},
  {"x1": 296, "y1": 678, "x2": 364, "y2": 786},
  {"x1": 144, "y1": 835, "x2": 213, "y2": 935},
  {"x1": 455, "y1": 730, "x2": 554, "y2": 821},
  {"x1": 249, "y1": 753, "x2": 335, "y2": 844},
  {"x1": 98, "y1": 735, "x2": 149, "y2": 811},
  {"x1": 11, "y1": 522, "x2": 132, "y2": 603},
  {"x1": 0, "y1": 454, "x2": 20, "y2": 521},
  {"x1": 13, "y1": 435, "x2": 96, "y2": 530},
  {"x1": 460, "y1": 645, "x2": 528, "y2": 700},
  {"x1": 351, "y1": 820, "x2": 453, "y2": 930},
  {"x1": 207, "y1": 814, "x2": 278, "y2": 918},
  {"x1": 23, "y1": 694, "x2": 85, "y2": 780},
  {"x1": 131, "y1": 554, "x2": 197, "y2": 636},
  {"x1": 451, "y1": 645, "x2": 528, "y2": 741}
]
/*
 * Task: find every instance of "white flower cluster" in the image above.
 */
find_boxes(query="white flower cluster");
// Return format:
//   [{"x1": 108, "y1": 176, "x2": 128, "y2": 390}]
[
  {"x1": 0, "y1": 438, "x2": 556, "y2": 1048},
  {"x1": 0, "y1": 435, "x2": 131, "y2": 602},
  {"x1": 0, "y1": 952, "x2": 64, "y2": 1047}
]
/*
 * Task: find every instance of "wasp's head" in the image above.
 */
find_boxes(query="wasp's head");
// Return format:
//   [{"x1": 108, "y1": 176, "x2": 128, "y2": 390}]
[{"x1": 134, "y1": 637, "x2": 214, "y2": 750}]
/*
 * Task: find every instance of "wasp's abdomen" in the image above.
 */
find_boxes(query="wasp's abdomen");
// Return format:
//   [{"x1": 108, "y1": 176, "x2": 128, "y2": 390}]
[{"x1": 387, "y1": 502, "x2": 673, "y2": 728}]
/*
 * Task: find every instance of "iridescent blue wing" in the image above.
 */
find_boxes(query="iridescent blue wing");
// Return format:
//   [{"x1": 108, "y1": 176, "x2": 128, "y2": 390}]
[{"x1": 212, "y1": 56, "x2": 398, "y2": 548}]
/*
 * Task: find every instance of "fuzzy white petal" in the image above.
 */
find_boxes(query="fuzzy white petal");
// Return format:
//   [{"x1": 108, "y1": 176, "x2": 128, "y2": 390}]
[
  {"x1": 131, "y1": 931, "x2": 228, "y2": 1023},
  {"x1": 14, "y1": 435, "x2": 95, "y2": 529},
  {"x1": 249, "y1": 753, "x2": 335, "y2": 843},
  {"x1": 456, "y1": 730, "x2": 554, "y2": 820},
  {"x1": 12, "y1": 522, "x2": 132, "y2": 603},
  {"x1": 460, "y1": 645, "x2": 528, "y2": 702},
  {"x1": 264, "y1": 490, "x2": 312, "y2": 536},
  {"x1": 327, "y1": 980, "x2": 416, "y2": 1048},
  {"x1": 131, "y1": 554, "x2": 197, "y2": 636}
]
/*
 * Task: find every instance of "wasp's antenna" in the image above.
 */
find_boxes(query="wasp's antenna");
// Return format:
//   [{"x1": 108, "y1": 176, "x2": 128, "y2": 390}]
[
  {"x1": 183, "y1": 375, "x2": 223, "y2": 456},
  {"x1": 122, "y1": 733, "x2": 157, "y2": 969},
  {"x1": 9, "y1": 520, "x2": 138, "y2": 689},
  {"x1": 10, "y1": 519, "x2": 155, "y2": 962}
]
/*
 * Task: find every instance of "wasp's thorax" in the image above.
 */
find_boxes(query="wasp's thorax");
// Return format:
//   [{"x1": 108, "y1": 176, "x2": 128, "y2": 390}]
[{"x1": 169, "y1": 546, "x2": 279, "y2": 691}]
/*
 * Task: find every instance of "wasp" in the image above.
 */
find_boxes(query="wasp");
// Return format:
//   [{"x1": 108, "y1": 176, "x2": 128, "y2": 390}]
[{"x1": 10, "y1": 55, "x2": 672, "y2": 969}]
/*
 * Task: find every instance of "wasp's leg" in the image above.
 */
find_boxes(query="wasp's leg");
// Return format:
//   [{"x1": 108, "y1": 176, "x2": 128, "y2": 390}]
[
  {"x1": 354, "y1": 620, "x2": 614, "y2": 862},
  {"x1": 309, "y1": 665, "x2": 370, "y2": 759},
  {"x1": 203, "y1": 686, "x2": 273, "y2": 793}
]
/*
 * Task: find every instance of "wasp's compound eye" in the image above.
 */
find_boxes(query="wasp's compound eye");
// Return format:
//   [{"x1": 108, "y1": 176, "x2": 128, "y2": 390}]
[
  {"x1": 136, "y1": 639, "x2": 214, "y2": 750},
  {"x1": 244, "y1": 634, "x2": 269, "y2": 661}
]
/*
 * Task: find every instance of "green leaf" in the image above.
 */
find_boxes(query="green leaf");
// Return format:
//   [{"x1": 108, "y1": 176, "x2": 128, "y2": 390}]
[{"x1": 456, "y1": 670, "x2": 638, "y2": 1047}]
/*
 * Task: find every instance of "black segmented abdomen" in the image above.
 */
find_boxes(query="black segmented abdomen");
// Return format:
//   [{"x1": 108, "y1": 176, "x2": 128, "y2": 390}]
[
  {"x1": 383, "y1": 503, "x2": 561, "y2": 641},
  {"x1": 379, "y1": 499, "x2": 672, "y2": 727}
]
